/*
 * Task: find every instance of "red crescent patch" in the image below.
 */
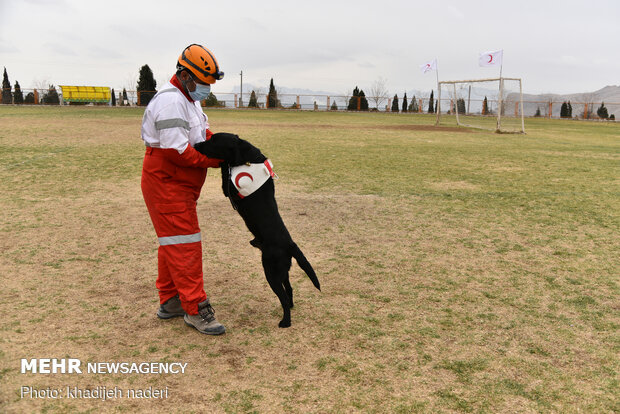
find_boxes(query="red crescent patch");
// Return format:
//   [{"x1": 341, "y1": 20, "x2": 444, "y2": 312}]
[
  {"x1": 488, "y1": 54, "x2": 493, "y2": 63},
  {"x1": 235, "y1": 172, "x2": 253, "y2": 188}
]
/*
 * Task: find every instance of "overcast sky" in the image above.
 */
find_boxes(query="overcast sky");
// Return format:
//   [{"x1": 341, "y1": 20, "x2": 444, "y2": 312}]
[{"x1": 1, "y1": 0, "x2": 619, "y2": 96}]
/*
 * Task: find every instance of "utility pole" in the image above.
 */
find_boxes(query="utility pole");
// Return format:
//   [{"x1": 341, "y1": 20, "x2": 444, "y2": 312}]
[{"x1": 239, "y1": 70, "x2": 243, "y2": 108}]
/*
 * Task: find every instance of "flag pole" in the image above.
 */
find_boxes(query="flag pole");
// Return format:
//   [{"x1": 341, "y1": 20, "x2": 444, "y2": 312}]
[
  {"x1": 435, "y1": 60, "x2": 440, "y2": 125},
  {"x1": 497, "y1": 56, "x2": 504, "y2": 132}
]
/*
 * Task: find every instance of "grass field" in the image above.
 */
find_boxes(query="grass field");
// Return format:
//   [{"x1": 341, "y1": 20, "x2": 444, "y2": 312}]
[{"x1": 0, "y1": 106, "x2": 618, "y2": 413}]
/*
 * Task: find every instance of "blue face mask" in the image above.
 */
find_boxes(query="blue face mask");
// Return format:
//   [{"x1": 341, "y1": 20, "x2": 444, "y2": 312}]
[{"x1": 189, "y1": 82, "x2": 211, "y2": 102}]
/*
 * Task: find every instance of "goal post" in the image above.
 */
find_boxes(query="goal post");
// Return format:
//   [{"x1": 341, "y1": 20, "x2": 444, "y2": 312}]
[{"x1": 436, "y1": 77, "x2": 525, "y2": 134}]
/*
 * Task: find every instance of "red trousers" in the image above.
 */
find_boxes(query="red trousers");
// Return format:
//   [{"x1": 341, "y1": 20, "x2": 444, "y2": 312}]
[{"x1": 141, "y1": 146, "x2": 219, "y2": 315}]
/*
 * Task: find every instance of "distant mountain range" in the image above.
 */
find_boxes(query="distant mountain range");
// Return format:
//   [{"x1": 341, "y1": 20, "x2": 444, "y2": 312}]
[
  {"x1": 512, "y1": 85, "x2": 620, "y2": 118},
  {"x1": 227, "y1": 84, "x2": 620, "y2": 117}
]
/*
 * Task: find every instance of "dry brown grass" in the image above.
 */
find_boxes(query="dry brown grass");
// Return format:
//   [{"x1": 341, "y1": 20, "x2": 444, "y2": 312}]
[{"x1": 0, "y1": 107, "x2": 618, "y2": 413}]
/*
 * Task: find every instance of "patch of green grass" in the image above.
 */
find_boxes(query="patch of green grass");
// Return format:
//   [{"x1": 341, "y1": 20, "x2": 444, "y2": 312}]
[
  {"x1": 222, "y1": 389, "x2": 263, "y2": 414},
  {"x1": 436, "y1": 358, "x2": 489, "y2": 383}
]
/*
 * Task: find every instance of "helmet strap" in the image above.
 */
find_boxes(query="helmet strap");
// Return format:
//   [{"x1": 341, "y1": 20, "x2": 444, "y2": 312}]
[{"x1": 178, "y1": 71, "x2": 193, "y2": 94}]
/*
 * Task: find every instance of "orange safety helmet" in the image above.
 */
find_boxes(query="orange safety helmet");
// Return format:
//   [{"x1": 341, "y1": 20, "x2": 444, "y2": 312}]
[{"x1": 177, "y1": 44, "x2": 224, "y2": 84}]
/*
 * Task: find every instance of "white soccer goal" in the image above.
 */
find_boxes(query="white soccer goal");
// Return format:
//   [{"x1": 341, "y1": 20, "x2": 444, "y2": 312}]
[{"x1": 436, "y1": 77, "x2": 525, "y2": 133}]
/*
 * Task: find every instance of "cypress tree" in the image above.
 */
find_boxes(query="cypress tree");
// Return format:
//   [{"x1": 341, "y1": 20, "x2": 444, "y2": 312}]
[
  {"x1": 2, "y1": 67, "x2": 12, "y2": 104},
  {"x1": 137, "y1": 64, "x2": 157, "y2": 106},
  {"x1": 330, "y1": 100, "x2": 338, "y2": 111},
  {"x1": 267, "y1": 78, "x2": 278, "y2": 108},
  {"x1": 248, "y1": 90, "x2": 258, "y2": 107},
  {"x1": 13, "y1": 81, "x2": 24, "y2": 104},
  {"x1": 391, "y1": 94, "x2": 399, "y2": 112},
  {"x1": 408, "y1": 95, "x2": 418, "y2": 112},
  {"x1": 427, "y1": 90, "x2": 434, "y2": 113},
  {"x1": 482, "y1": 96, "x2": 489, "y2": 115},
  {"x1": 597, "y1": 102, "x2": 609, "y2": 119},
  {"x1": 122, "y1": 88, "x2": 128, "y2": 106},
  {"x1": 347, "y1": 87, "x2": 360, "y2": 110},
  {"x1": 359, "y1": 89, "x2": 369, "y2": 110},
  {"x1": 111, "y1": 88, "x2": 116, "y2": 106},
  {"x1": 560, "y1": 102, "x2": 568, "y2": 118},
  {"x1": 402, "y1": 92, "x2": 408, "y2": 113},
  {"x1": 568, "y1": 101, "x2": 573, "y2": 118}
]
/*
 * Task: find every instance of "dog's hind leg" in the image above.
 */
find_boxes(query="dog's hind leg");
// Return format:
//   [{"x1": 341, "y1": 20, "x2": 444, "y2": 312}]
[
  {"x1": 284, "y1": 278, "x2": 293, "y2": 308},
  {"x1": 262, "y1": 248, "x2": 293, "y2": 327},
  {"x1": 266, "y1": 277, "x2": 291, "y2": 328}
]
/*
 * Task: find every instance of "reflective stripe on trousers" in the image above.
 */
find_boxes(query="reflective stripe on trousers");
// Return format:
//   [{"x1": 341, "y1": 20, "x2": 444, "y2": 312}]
[{"x1": 158, "y1": 232, "x2": 201, "y2": 246}]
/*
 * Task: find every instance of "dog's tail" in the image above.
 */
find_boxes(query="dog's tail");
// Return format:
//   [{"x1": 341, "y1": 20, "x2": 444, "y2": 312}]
[{"x1": 291, "y1": 243, "x2": 320, "y2": 291}]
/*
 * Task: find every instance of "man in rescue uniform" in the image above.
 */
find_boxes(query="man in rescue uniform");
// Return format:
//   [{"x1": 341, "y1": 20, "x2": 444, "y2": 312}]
[{"x1": 141, "y1": 44, "x2": 225, "y2": 335}]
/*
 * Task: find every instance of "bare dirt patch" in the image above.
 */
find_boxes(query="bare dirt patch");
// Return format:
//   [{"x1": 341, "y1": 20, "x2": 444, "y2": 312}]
[
  {"x1": 216, "y1": 121, "x2": 470, "y2": 133},
  {"x1": 1, "y1": 108, "x2": 617, "y2": 413}
]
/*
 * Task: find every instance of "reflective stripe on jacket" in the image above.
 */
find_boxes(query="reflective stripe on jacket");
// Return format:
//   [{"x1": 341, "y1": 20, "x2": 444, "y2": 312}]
[{"x1": 141, "y1": 81, "x2": 209, "y2": 153}]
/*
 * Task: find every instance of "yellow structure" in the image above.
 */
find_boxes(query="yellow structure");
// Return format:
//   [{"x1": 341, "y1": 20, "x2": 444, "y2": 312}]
[{"x1": 59, "y1": 86, "x2": 111, "y2": 104}]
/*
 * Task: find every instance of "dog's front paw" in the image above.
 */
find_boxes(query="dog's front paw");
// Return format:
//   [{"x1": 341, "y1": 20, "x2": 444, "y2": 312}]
[
  {"x1": 249, "y1": 238, "x2": 263, "y2": 250},
  {"x1": 278, "y1": 319, "x2": 291, "y2": 328}
]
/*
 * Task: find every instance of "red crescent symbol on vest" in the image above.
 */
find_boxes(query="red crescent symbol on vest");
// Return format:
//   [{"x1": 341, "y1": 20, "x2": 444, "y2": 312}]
[
  {"x1": 235, "y1": 172, "x2": 253, "y2": 188},
  {"x1": 488, "y1": 54, "x2": 493, "y2": 63}
]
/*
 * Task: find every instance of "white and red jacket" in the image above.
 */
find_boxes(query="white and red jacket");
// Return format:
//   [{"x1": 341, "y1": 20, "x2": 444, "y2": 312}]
[
  {"x1": 140, "y1": 75, "x2": 221, "y2": 315},
  {"x1": 142, "y1": 78, "x2": 214, "y2": 154}
]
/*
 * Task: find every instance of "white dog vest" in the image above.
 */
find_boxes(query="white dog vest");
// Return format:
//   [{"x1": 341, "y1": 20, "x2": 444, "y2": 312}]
[{"x1": 230, "y1": 159, "x2": 277, "y2": 198}]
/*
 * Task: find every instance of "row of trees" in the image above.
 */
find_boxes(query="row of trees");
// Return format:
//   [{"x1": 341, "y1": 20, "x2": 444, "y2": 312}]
[
  {"x1": 3, "y1": 65, "x2": 619, "y2": 119},
  {"x1": 562, "y1": 100, "x2": 614, "y2": 119},
  {"x1": 3, "y1": 67, "x2": 26, "y2": 104},
  {"x1": 3, "y1": 67, "x2": 62, "y2": 104}
]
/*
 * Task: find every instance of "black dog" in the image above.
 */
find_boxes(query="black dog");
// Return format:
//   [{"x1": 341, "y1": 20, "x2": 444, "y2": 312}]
[{"x1": 194, "y1": 133, "x2": 320, "y2": 327}]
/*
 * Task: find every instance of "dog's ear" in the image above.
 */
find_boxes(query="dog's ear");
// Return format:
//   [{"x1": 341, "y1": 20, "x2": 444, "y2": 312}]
[
  {"x1": 220, "y1": 162, "x2": 231, "y2": 196},
  {"x1": 231, "y1": 138, "x2": 244, "y2": 166}
]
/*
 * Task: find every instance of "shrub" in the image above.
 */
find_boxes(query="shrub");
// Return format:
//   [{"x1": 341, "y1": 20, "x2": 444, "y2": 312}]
[
  {"x1": 42, "y1": 85, "x2": 60, "y2": 105},
  {"x1": 347, "y1": 87, "x2": 369, "y2": 111},
  {"x1": 204, "y1": 92, "x2": 224, "y2": 107}
]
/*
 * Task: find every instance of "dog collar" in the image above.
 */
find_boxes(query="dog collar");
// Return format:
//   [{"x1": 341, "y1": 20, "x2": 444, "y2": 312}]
[{"x1": 230, "y1": 159, "x2": 277, "y2": 199}]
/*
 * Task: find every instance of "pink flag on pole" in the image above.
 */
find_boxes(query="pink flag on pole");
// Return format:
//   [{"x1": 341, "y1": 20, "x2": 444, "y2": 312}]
[
  {"x1": 479, "y1": 50, "x2": 503, "y2": 67},
  {"x1": 420, "y1": 59, "x2": 437, "y2": 74}
]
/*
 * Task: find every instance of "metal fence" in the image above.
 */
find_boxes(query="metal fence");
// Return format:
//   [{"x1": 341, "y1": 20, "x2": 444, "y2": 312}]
[{"x1": 2, "y1": 87, "x2": 618, "y2": 120}]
